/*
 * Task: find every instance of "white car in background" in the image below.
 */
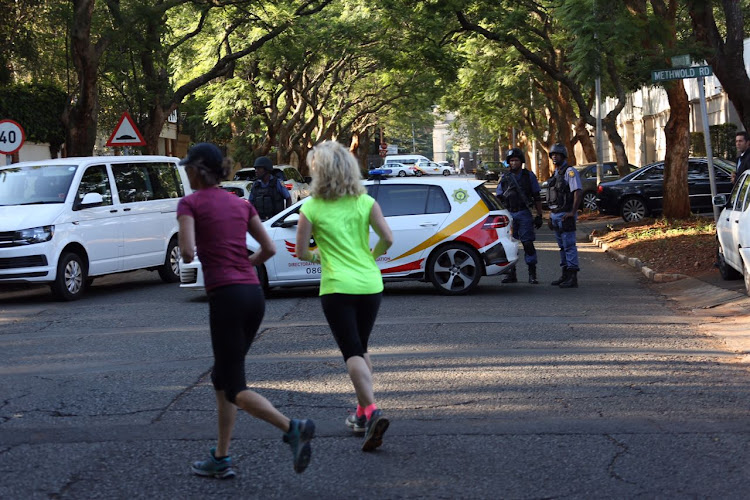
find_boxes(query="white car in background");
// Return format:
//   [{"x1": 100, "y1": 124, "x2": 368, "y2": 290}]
[
  {"x1": 416, "y1": 160, "x2": 453, "y2": 176},
  {"x1": 715, "y1": 168, "x2": 750, "y2": 294},
  {"x1": 181, "y1": 177, "x2": 518, "y2": 295},
  {"x1": 379, "y1": 162, "x2": 421, "y2": 177},
  {"x1": 219, "y1": 180, "x2": 253, "y2": 198}
]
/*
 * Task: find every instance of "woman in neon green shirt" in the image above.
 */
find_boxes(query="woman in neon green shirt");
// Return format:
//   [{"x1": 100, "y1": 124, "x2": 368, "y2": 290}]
[{"x1": 296, "y1": 140, "x2": 393, "y2": 452}]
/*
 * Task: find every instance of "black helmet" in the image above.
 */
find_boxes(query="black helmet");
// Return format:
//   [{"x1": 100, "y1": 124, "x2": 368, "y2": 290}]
[
  {"x1": 505, "y1": 148, "x2": 525, "y2": 164},
  {"x1": 549, "y1": 143, "x2": 568, "y2": 158}
]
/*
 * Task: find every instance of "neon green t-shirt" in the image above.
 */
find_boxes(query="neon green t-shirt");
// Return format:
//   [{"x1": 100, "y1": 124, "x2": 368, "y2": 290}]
[{"x1": 300, "y1": 194, "x2": 384, "y2": 296}]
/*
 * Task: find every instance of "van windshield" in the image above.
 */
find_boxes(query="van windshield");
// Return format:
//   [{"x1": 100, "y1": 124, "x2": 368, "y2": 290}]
[{"x1": 0, "y1": 164, "x2": 77, "y2": 206}]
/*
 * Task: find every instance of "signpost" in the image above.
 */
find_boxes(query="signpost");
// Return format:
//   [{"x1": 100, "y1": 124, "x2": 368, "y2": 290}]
[
  {"x1": 0, "y1": 119, "x2": 25, "y2": 165},
  {"x1": 652, "y1": 60, "x2": 719, "y2": 221},
  {"x1": 379, "y1": 143, "x2": 388, "y2": 158}
]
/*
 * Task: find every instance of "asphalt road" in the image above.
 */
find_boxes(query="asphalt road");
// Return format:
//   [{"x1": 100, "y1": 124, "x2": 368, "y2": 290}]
[{"x1": 2, "y1": 225, "x2": 750, "y2": 499}]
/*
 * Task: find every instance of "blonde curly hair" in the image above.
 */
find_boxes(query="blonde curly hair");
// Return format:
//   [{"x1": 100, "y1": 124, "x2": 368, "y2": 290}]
[{"x1": 307, "y1": 141, "x2": 365, "y2": 200}]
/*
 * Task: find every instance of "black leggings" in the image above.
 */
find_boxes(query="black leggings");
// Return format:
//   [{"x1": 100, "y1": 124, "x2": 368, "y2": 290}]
[
  {"x1": 321, "y1": 293, "x2": 382, "y2": 361},
  {"x1": 208, "y1": 284, "x2": 265, "y2": 403}
]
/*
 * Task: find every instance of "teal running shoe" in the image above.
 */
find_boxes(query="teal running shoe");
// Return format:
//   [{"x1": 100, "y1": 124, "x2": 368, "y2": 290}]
[
  {"x1": 346, "y1": 412, "x2": 367, "y2": 433},
  {"x1": 191, "y1": 447, "x2": 236, "y2": 479},
  {"x1": 362, "y1": 410, "x2": 390, "y2": 452},
  {"x1": 283, "y1": 419, "x2": 315, "y2": 473}
]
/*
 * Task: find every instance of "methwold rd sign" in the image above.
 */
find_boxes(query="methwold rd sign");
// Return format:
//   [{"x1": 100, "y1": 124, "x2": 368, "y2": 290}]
[{"x1": 651, "y1": 65, "x2": 713, "y2": 82}]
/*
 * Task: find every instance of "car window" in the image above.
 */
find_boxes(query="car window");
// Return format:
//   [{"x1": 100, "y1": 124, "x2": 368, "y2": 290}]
[
  {"x1": 737, "y1": 175, "x2": 750, "y2": 211},
  {"x1": 0, "y1": 164, "x2": 77, "y2": 206},
  {"x1": 714, "y1": 164, "x2": 732, "y2": 180},
  {"x1": 234, "y1": 169, "x2": 256, "y2": 181},
  {"x1": 426, "y1": 186, "x2": 451, "y2": 213},
  {"x1": 633, "y1": 164, "x2": 663, "y2": 181},
  {"x1": 603, "y1": 164, "x2": 619, "y2": 176},
  {"x1": 479, "y1": 184, "x2": 504, "y2": 210},
  {"x1": 376, "y1": 184, "x2": 436, "y2": 216},
  {"x1": 283, "y1": 167, "x2": 304, "y2": 183},
  {"x1": 687, "y1": 162, "x2": 708, "y2": 179},
  {"x1": 76, "y1": 165, "x2": 113, "y2": 205},
  {"x1": 221, "y1": 186, "x2": 245, "y2": 197},
  {"x1": 728, "y1": 176, "x2": 745, "y2": 209},
  {"x1": 580, "y1": 166, "x2": 596, "y2": 179},
  {"x1": 112, "y1": 162, "x2": 182, "y2": 202}
]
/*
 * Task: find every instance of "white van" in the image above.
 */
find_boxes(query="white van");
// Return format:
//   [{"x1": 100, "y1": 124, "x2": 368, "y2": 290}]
[
  {"x1": 0, "y1": 155, "x2": 191, "y2": 300},
  {"x1": 384, "y1": 155, "x2": 453, "y2": 176}
]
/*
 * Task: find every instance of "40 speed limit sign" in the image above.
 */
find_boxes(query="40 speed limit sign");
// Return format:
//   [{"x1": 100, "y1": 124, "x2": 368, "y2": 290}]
[{"x1": 0, "y1": 119, "x2": 26, "y2": 155}]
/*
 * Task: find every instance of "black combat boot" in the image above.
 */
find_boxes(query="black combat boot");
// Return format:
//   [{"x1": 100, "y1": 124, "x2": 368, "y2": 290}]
[
  {"x1": 502, "y1": 268, "x2": 518, "y2": 283},
  {"x1": 528, "y1": 264, "x2": 538, "y2": 284},
  {"x1": 559, "y1": 269, "x2": 578, "y2": 288},
  {"x1": 550, "y1": 267, "x2": 568, "y2": 286}
]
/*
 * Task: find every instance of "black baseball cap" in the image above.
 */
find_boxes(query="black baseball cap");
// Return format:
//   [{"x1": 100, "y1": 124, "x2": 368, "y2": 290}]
[
  {"x1": 179, "y1": 143, "x2": 223, "y2": 171},
  {"x1": 253, "y1": 156, "x2": 273, "y2": 170}
]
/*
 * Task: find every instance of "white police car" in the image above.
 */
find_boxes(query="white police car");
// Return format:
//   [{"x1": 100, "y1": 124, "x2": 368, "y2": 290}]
[{"x1": 180, "y1": 177, "x2": 518, "y2": 295}]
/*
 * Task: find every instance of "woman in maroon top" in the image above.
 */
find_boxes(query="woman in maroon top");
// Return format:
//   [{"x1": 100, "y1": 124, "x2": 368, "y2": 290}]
[{"x1": 177, "y1": 143, "x2": 314, "y2": 478}]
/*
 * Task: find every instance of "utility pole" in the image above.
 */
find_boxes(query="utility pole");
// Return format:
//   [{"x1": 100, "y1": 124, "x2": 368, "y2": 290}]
[
  {"x1": 411, "y1": 123, "x2": 416, "y2": 153},
  {"x1": 594, "y1": 0, "x2": 603, "y2": 185}
]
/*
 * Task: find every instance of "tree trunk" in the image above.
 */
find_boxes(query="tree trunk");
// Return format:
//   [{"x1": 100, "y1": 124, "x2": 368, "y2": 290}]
[
  {"x1": 63, "y1": 0, "x2": 107, "y2": 157},
  {"x1": 602, "y1": 119, "x2": 632, "y2": 176},
  {"x1": 574, "y1": 118, "x2": 597, "y2": 162},
  {"x1": 688, "y1": 0, "x2": 750, "y2": 131},
  {"x1": 141, "y1": 104, "x2": 171, "y2": 155},
  {"x1": 662, "y1": 81, "x2": 691, "y2": 219}
]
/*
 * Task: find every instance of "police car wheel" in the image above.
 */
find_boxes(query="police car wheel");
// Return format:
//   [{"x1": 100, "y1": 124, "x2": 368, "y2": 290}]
[
  {"x1": 620, "y1": 196, "x2": 647, "y2": 222},
  {"x1": 427, "y1": 243, "x2": 482, "y2": 295},
  {"x1": 398, "y1": 170, "x2": 406, "y2": 177},
  {"x1": 716, "y1": 243, "x2": 741, "y2": 280}
]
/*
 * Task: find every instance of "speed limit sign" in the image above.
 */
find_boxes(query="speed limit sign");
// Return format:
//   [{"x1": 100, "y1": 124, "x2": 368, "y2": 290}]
[{"x1": 0, "y1": 119, "x2": 26, "y2": 155}]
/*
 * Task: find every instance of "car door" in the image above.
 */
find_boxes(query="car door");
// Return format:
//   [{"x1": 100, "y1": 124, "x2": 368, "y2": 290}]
[
  {"x1": 68, "y1": 164, "x2": 123, "y2": 275},
  {"x1": 265, "y1": 206, "x2": 320, "y2": 284},
  {"x1": 687, "y1": 160, "x2": 713, "y2": 212},
  {"x1": 632, "y1": 164, "x2": 665, "y2": 211},
  {"x1": 718, "y1": 173, "x2": 750, "y2": 268},
  {"x1": 372, "y1": 183, "x2": 450, "y2": 275},
  {"x1": 111, "y1": 161, "x2": 172, "y2": 270}
]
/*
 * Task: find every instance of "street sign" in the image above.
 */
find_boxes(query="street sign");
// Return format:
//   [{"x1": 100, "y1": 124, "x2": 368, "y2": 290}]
[
  {"x1": 378, "y1": 149, "x2": 388, "y2": 158},
  {"x1": 0, "y1": 119, "x2": 25, "y2": 155},
  {"x1": 106, "y1": 111, "x2": 146, "y2": 147},
  {"x1": 379, "y1": 143, "x2": 388, "y2": 151},
  {"x1": 671, "y1": 54, "x2": 691, "y2": 68},
  {"x1": 652, "y1": 65, "x2": 713, "y2": 82}
]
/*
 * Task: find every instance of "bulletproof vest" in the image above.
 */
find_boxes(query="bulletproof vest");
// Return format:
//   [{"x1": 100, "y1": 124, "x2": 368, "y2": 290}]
[
  {"x1": 501, "y1": 170, "x2": 533, "y2": 212},
  {"x1": 547, "y1": 168, "x2": 572, "y2": 213},
  {"x1": 251, "y1": 179, "x2": 285, "y2": 220}
]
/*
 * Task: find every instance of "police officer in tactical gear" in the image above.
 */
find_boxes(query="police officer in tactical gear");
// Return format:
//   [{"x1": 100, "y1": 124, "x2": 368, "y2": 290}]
[
  {"x1": 496, "y1": 148, "x2": 544, "y2": 284},
  {"x1": 248, "y1": 156, "x2": 292, "y2": 221},
  {"x1": 546, "y1": 143, "x2": 582, "y2": 288}
]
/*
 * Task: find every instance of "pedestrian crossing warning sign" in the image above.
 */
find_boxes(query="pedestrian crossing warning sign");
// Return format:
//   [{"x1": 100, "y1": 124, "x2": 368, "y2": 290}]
[{"x1": 106, "y1": 111, "x2": 146, "y2": 147}]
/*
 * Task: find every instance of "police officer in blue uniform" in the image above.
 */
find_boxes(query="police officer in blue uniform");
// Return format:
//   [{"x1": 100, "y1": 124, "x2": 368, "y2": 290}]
[
  {"x1": 496, "y1": 148, "x2": 544, "y2": 284},
  {"x1": 248, "y1": 157, "x2": 291, "y2": 220},
  {"x1": 546, "y1": 143, "x2": 582, "y2": 288}
]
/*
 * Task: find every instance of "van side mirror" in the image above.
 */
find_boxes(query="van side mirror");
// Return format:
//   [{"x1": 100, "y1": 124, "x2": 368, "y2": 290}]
[
  {"x1": 713, "y1": 194, "x2": 728, "y2": 207},
  {"x1": 74, "y1": 192, "x2": 104, "y2": 210}
]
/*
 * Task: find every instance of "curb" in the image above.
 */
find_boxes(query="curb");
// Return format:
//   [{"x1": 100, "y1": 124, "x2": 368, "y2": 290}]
[{"x1": 587, "y1": 232, "x2": 688, "y2": 284}]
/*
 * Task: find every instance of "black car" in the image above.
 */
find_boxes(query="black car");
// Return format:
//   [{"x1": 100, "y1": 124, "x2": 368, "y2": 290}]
[
  {"x1": 596, "y1": 157, "x2": 735, "y2": 222},
  {"x1": 541, "y1": 161, "x2": 633, "y2": 211},
  {"x1": 475, "y1": 162, "x2": 508, "y2": 182}
]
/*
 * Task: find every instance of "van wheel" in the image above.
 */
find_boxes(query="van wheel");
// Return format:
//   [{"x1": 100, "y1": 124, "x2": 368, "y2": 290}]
[
  {"x1": 51, "y1": 252, "x2": 87, "y2": 301},
  {"x1": 158, "y1": 238, "x2": 181, "y2": 283},
  {"x1": 427, "y1": 243, "x2": 482, "y2": 295}
]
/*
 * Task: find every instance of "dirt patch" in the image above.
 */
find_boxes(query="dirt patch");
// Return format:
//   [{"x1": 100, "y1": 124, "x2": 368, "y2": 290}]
[{"x1": 591, "y1": 217, "x2": 716, "y2": 277}]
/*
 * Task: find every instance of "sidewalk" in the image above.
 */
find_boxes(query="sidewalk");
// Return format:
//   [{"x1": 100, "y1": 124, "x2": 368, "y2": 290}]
[{"x1": 576, "y1": 216, "x2": 750, "y2": 358}]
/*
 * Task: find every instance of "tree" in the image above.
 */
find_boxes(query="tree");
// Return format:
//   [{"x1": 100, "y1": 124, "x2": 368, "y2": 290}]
[{"x1": 687, "y1": 0, "x2": 750, "y2": 131}]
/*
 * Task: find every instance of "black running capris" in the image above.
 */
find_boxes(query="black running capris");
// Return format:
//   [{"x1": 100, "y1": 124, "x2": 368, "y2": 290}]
[
  {"x1": 207, "y1": 284, "x2": 265, "y2": 403},
  {"x1": 321, "y1": 293, "x2": 382, "y2": 361}
]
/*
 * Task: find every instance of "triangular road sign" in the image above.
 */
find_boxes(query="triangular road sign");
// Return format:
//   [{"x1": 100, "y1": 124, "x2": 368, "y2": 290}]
[{"x1": 106, "y1": 111, "x2": 146, "y2": 147}]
